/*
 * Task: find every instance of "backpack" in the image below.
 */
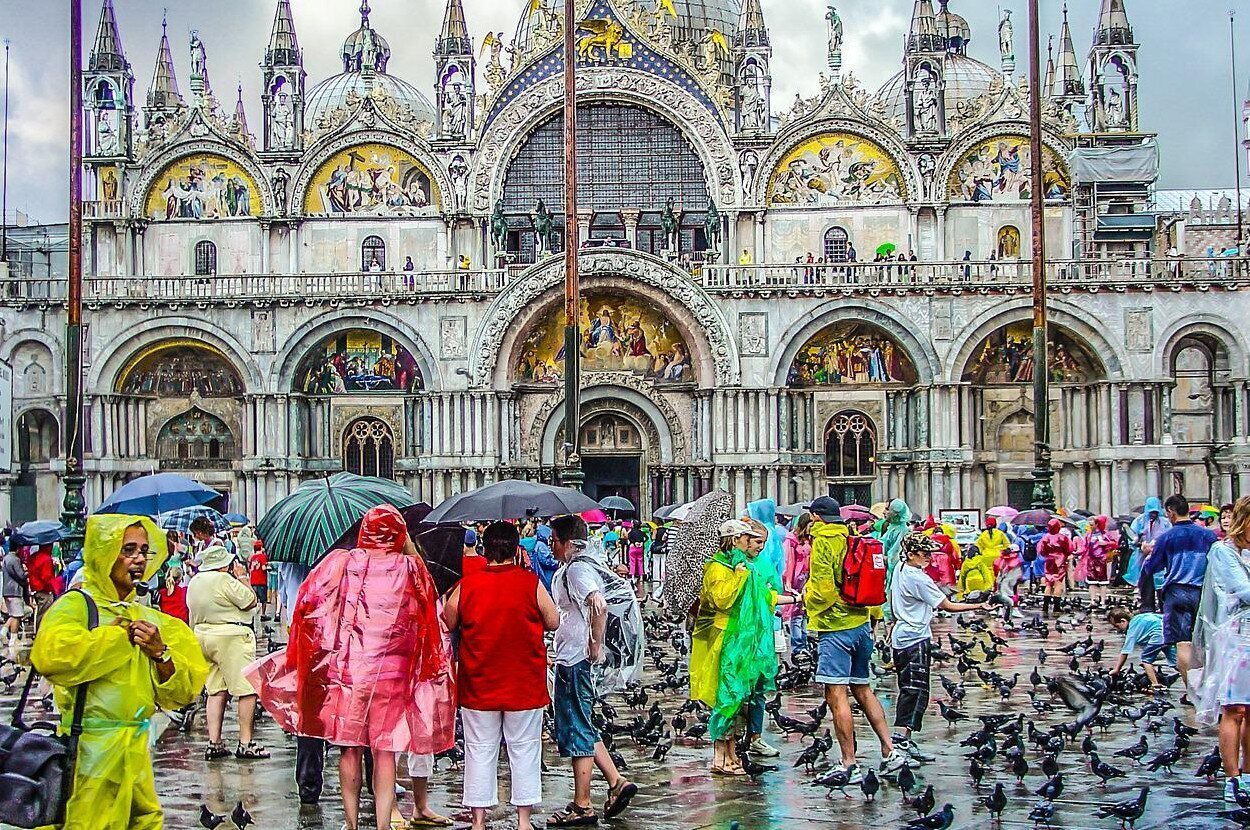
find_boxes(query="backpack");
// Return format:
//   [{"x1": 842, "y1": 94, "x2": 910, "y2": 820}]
[
  {"x1": 561, "y1": 554, "x2": 644, "y2": 694},
  {"x1": 838, "y1": 536, "x2": 887, "y2": 607}
]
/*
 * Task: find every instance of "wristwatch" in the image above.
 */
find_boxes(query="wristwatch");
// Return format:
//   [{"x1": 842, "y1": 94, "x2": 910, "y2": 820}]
[{"x1": 153, "y1": 648, "x2": 173, "y2": 665}]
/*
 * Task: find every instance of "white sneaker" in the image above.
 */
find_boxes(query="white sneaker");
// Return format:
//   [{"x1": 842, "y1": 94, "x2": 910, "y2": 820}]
[
  {"x1": 750, "y1": 737, "x2": 781, "y2": 757},
  {"x1": 900, "y1": 739, "x2": 936, "y2": 763},
  {"x1": 843, "y1": 763, "x2": 865, "y2": 785},
  {"x1": 880, "y1": 749, "x2": 919, "y2": 772}
]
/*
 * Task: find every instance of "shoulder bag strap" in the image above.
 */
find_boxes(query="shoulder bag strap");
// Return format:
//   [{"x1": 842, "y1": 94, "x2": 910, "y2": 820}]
[{"x1": 67, "y1": 589, "x2": 98, "y2": 740}]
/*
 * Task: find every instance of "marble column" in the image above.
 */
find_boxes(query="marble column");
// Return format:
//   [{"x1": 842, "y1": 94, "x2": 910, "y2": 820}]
[{"x1": 621, "y1": 209, "x2": 641, "y2": 250}]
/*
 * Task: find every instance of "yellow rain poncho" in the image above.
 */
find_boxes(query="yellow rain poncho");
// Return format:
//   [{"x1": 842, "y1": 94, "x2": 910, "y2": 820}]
[
  {"x1": 689, "y1": 552, "x2": 749, "y2": 708},
  {"x1": 31, "y1": 514, "x2": 208, "y2": 830}
]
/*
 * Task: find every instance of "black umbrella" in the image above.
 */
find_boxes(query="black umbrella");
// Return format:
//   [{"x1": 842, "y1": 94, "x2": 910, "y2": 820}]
[
  {"x1": 330, "y1": 503, "x2": 468, "y2": 596},
  {"x1": 425, "y1": 479, "x2": 602, "y2": 523},
  {"x1": 599, "y1": 496, "x2": 636, "y2": 518},
  {"x1": 653, "y1": 503, "x2": 682, "y2": 521},
  {"x1": 10, "y1": 520, "x2": 67, "y2": 547}
]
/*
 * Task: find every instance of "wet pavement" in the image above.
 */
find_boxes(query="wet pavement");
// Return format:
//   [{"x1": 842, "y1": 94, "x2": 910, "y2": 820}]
[{"x1": 2, "y1": 590, "x2": 1230, "y2": 829}]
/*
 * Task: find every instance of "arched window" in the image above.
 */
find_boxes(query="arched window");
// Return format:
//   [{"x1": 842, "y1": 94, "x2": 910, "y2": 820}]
[
  {"x1": 823, "y1": 227, "x2": 851, "y2": 262},
  {"x1": 156, "y1": 408, "x2": 236, "y2": 469},
  {"x1": 1171, "y1": 334, "x2": 1227, "y2": 446},
  {"x1": 344, "y1": 417, "x2": 395, "y2": 479},
  {"x1": 997, "y1": 225, "x2": 1022, "y2": 259},
  {"x1": 194, "y1": 240, "x2": 217, "y2": 276},
  {"x1": 17, "y1": 409, "x2": 59, "y2": 467},
  {"x1": 825, "y1": 411, "x2": 876, "y2": 479},
  {"x1": 362, "y1": 236, "x2": 386, "y2": 272}
]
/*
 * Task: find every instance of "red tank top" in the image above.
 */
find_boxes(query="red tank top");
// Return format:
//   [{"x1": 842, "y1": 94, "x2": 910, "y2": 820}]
[{"x1": 457, "y1": 564, "x2": 550, "y2": 711}]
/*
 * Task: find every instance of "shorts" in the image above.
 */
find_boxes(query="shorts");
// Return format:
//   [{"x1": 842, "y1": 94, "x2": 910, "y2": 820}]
[
  {"x1": 553, "y1": 660, "x2": 600, "y2": 758},
  {"x1": 1162, "y1": 584, "x2": 1202, "y2": 645},
  {"x1": 627, "y1": 546, "x2": 645, "y2": 578},
  {"x1": 815, "y1": 624, "x2": 874, "y2": 686},
  {"x1": 252, "y1": 584, "x2": 268, "y2": 604},
  {"x1": 1140, "y1": 643, "x2": 1176, "y2": 665},
  {"x1": 195, "y1": 625, "x2": 258, "y2": 697},
  {"x1": 3, "y1": 597, "x2": 28, "y2": 620}
]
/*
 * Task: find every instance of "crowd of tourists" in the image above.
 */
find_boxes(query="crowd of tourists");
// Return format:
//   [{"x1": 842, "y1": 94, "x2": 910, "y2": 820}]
[{"x1": 7, "y1": 488, "x2": 1250, "y2": 829}]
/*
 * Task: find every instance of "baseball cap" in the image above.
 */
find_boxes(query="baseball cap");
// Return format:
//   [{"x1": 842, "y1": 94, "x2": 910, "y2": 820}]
[
  {"x1": 902, "y1": 533, "x2": 942, "y2": 558},
  {"x1": 808, "y1": 496, "x2": 843, "y2": 522},
  {"x1": 718, "y1": 519, "x2": 755, "y2": 538}
]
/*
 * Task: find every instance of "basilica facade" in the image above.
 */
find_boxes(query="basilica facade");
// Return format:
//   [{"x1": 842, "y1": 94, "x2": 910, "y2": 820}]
[{"x1": 4, "y1": 0, "x2": 1249, "y2": 523}]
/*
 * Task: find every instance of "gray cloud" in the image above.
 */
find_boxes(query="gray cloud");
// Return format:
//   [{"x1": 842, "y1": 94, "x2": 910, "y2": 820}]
[{"x1": 0, "y1": 0, "x2": 1244, "y2": 222}]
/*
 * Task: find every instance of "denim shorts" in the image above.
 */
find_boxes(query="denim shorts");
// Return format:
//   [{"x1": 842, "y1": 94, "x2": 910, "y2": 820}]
[
  {"x1": 815, "y1": 624, "x2": 874, "y2": 686},
  {"x1": 553, "y1": 660, "x2": 600, "y2": 758},
  {"x1": 1140, "y1": 642, "x2": 1176, "y2": 665},
  {"x1": 1162, "y1": 584, "x2": 1202, "y2": 645}
]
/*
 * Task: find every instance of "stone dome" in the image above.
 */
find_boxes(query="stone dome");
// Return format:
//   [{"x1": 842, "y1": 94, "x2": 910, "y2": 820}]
[
  {"x1": 876, "y1": 54, "x2": 1001, "y2": 123},
  {"x1": 305, "y1": 71, "x2": 434, "y2": 132}
]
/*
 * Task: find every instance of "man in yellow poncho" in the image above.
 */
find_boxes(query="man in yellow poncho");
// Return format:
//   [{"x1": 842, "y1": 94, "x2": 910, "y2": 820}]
[{"x1": 31, "y1": 514, "x2": 209, "y2": 830}]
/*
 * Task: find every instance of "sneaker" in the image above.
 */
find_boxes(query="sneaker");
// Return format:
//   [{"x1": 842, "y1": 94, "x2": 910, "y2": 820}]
[
  {"x1": 843, "y1": 763, "x2": 864, "y2": 785},
  {"x1": 204, "y1": 742, "x2": 231, "y2": 761},
  {"x1": 750, "y1": 737, "x2": 781, "y2": 758},
  {"x1": 901, "y1": 739, "x2": 936, "y2": 763},
  {"x1": 880, "y1": 749, "x2": 919, "y2": 773}
]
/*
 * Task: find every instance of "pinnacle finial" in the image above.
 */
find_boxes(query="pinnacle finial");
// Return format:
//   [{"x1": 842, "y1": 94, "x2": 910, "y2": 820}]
[{"x1": 360, "y1": 0, "x2": 371, "y2": 26}]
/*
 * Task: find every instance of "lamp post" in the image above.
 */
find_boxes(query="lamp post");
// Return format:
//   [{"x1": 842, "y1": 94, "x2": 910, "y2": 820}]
[
  {"x1": 61, "y1": 0, "x2": 87, "y2": 556},
  {"x1": 560, "y1": 0, "x2": 584, "y2": 491},
  {"x1": 1028, "y1": 0, "x2": 1054, "y2": 510}
]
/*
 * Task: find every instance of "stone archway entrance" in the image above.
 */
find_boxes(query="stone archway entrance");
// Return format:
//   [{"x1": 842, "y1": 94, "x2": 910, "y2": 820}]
[{"x1": 579, "y1": 413, "x2": 644, "y2": 508}]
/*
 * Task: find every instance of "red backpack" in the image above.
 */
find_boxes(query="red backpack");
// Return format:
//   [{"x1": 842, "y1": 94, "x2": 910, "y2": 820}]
[{"x1": 839, "y1": 536, "x2": 888, "y2": 607}]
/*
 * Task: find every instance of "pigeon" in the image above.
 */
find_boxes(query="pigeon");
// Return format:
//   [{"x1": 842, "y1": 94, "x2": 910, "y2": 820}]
[
  {"x1": 1145, "y1": 746, "x2": 1181, "y2": 773},
  {"x1": 652, "y1": 731, "x2": 673, "y2": 761},
  {"x1": 860, "y1": 768, "x2": 880, "y2": 802},
  {"x1": 910, "y1": 784, "x2": 935, "y2": 817},
  {"x1": 230, "y1": 802, "x2": 253, "y2": 830},
  {"x1": 1096, "y1": 787, "x2": 1150, "y2": 829},
  {"x1": 1219, "y1": 807, "x2": 1250, "y2": 826},
  {"x1": 969, "y1": 757, "x2": 987, "y2": 788},
  {"x1": 1114, "y1": 736, "x2": 1149, "y2": 764},
  {"x1": 1028, "y1": 801, "x2": 1056, "y2": 828},
  {"x1": 1040, "y1": 755, "x2": 1060, "y2": 779},
  {"x1": 1034, "y1": 773, "x2": 1064, "y2": 802},
  {"x1": 898, "y1": 762, "x2": 918, "y2": 796},
  {"x1": 1196, "y1": 745, "x2": 1222, "y2": 782},
  {"x1": 1174, "y1": 718, "x2": 1198, "y2": 738},
  {"x1": 1011, "y1": 752, "x2": 1029, "y2": 783},
  {"x1": 1081, "y1": 734, "x2": 1098, "y2": 756},
  {"x1": 906, "y1": 804, "x2": 954, "y2": 830},
  {"x1": 1090, "y1": 752, "x2": 1126, "y2": 785},
  {"x1": 815, "y1": 767, "x2": 852, "y2": 794},
  {"x1": 198, "y1": 805, "x2": 226, "y2": 830},
  {"x1": 979, "y1": 782, "x2": 1008, "y2": 821},
  {"x1": 939, "y1": 701, "x2": 969, "y2": 727}
]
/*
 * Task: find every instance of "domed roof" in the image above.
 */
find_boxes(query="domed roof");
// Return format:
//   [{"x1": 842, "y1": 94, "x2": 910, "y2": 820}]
[
  {"x1": 305, "y1": 71, "x2": 434, "y2": 132},
  {"x1": 876, "y1": 54, "x2": 1001, "y2": 124}
]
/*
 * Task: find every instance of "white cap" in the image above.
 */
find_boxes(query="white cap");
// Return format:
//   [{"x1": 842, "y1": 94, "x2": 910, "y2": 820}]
[{"x1": 719, "y1": 519, "x2": 763, "y2": 538}]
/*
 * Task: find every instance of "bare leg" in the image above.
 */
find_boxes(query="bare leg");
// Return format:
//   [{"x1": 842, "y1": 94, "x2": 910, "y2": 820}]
[
  {"x1": 206, "y1": 692, "x2": 228, "y2": 744},
  {"x1": 470, "y1": 807, "x2": 488, "y2": 830},
  {"x1": 850, "y1": 684, "x2": 894, "y2": 756},
  {"x1": 237, "y1": 695, "x2": 257, "y2": 745},
  {"x1": 1220, "y1": 706, "x2": 1246, "y2": 778},
  {"x1": 340, "y1": 748, "x2": 363, "y2": 830},
  {"x1": 825, "y1": 685, "x2": 857, "y2": 767},
  {"x1": 1176, "y1": 642, "x2": 1193, "y2": 689},
  {"x1": 1141, "y1": 661, "x2": 1161, "y2": 688},
  {"x1": 517, "y1": 804, "x2": 534, "y2": 830},
  {"x1": 371, "y1": 751, "x2": 396, "y2": 830},
  {"x1": 592, "y1": 741, "x2": 624, "y2": 789},
  {"x1": 572, "y1": 756, "x2": 595, "y2": 809}
]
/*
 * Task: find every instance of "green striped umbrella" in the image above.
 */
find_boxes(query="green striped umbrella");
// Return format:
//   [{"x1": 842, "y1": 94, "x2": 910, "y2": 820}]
[{"x1": 257, "y1": 472, "x2": 417, "y2": 565}]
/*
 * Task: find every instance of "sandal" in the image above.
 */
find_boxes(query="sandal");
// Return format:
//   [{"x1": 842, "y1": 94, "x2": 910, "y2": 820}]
[
  {"x1": 711, "y1": 764, "x2": 748, "y2": 777},
  {"x1": 204, "y1": 742, "x2": 231, "y2": 761},
  {"x1": 603, "y1": 780, "x2": 638, "y2": 819},
  {"x1": 408, "y1": 815, "x2": 454, "y2": 828},
  {"x1": 235, "y1": 741, "x2": 271, "y2": 759},
  {"x1": 546, "y1": 802, "x2": 599, "y2": 827}
]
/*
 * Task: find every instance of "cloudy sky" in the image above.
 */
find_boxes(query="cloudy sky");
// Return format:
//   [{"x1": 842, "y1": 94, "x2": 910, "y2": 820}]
[{"x1": 0, "y1": 0, "x2": 1246, "y2": 223}]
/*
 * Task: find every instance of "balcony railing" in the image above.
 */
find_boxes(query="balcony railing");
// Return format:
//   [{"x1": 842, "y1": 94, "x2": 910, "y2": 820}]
[
  {"x1": 0, "y1": 257, "x2": 1246, "y2": 305},
  {"x1": 83, "y1": 200, "x2": 125, "y2": 220}
]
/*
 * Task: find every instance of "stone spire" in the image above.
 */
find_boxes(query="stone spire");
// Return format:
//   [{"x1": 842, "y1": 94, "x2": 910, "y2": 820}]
[
  {"x1": 1044, "y1": 36, "x2": 1056, "y2": 98},
  {"x1": 436, "y1": 0, "x2": 472, "y2": 56},
  {"x1": 265, "y1": 0, "x2": 301, "y2": 67},
  {"x1": 232, "y1": 84, "x2": 252, "y2": 141},
  {"x1": 433, "y1": 0, "x2": 475, "y2": 139},
  {"x1": 907, "y1": 0, "x2": 942, "y2": 54},
  {"x1": 1057, "y1": 4, "x2": 1085, "y2": 99},
  {"x1": 735, "y1": 0, "x2": 769, "y2": 49},
  {"x1": 147, "y1": 15, "x2": 182, "y2": 110},
  {"x1": 89, "y1": 0, "x2": 128, "y2": 73},
  {"x1": 1095, "y1": 0, "x2": 1133, "y2": 46}
]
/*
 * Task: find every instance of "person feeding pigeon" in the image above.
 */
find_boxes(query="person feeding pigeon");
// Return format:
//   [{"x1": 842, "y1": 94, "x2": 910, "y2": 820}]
[
  {"x1": 31, "y1": 514, "x2": 209, "y2": 830},
  {"x1": 888, "y1": 533, "x2": 988, "y2": 764},
  {"x1": 1107, "y1": 607, "x2": 1172, "y2": 690}
]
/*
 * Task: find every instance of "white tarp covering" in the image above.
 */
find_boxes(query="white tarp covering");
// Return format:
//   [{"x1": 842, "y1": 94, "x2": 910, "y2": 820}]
[{"x1": 1067, "y1": 139, "x2": 1160, "y2": 184}]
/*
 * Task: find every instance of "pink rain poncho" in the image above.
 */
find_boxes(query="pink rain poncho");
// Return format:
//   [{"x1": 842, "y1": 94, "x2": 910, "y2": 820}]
[
  {"x1": 1081, "y1": 516, "x2": 1119, "y2": 584},
  {"x1": 246, "y1": 505, "x2": 455, "y2": 753}
]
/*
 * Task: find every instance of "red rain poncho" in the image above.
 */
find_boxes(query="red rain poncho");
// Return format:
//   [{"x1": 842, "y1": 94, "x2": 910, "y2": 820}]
[{"x1": 245, "y1": 505, "x2": 455, "y2": 753}]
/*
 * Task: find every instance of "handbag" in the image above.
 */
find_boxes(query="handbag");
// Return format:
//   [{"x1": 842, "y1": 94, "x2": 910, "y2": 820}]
[{"x1": 0, "y1": 589, "x2": 96, "y2": 828}]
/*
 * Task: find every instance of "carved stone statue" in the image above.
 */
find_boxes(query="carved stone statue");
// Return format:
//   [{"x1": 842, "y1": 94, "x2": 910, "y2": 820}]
[
  {"x1": 738, "y1": 62, "x2": 766, "y2": 130},
  {"x1": 660, "y1": 198, "x2": 680, "y2": 250},
  {"x1": 998, "y1": 10, "x2": 1014, "y2": 63},
  {"x1": 1106, "y1": 88, "x2": 1126, "y2": 128},
  {"x1": 825, "y1": 7, "x2": 843, "y2": 61},
  {"x1": 704, "y1": 201, "x2": 722, "y2": 251},
  {"x1": 190, "y1": 32, "x2": 207, "y2": 77},
  {"x1": 271, "y1": 167, "x2": 290, "y2": 215},
  {"x1": 449, "y1": 154, "x2": 469, "y2": 207},
  {"x1": 914, "y1": 71, "x2": 941, "y2": 133},
  {"x1": 490, "y1": 199, "x2": 509, "y2": 255},
  {"x1": 444, "y1": 81, "x2": 469, "y2": 137},
  {"x1": 533, "y1": 199, "x2": 556, "y2": 255}
]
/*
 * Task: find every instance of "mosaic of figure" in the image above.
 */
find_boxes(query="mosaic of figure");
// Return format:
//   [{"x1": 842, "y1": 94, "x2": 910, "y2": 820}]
[
  {"x1": 787, "y1": 323, "x2": 918, "y2": 387},
  {"x1": 145, "y1": 155, "x2": 258, "y2": 220},
  {"x1": 769, "y1": 133, "x2": 906, "y2": 206},
  {"x1": 304, "y1": 144, "x2": 438, "y2": 216},
  {"x1": 296, "y1": 329, "x2": 422, "y2": 394},
  {"x1": 962, "y1": 323, "x2": 1101, "y2": 385},
  {"x1": 119, "y1": 343, "x2": 243, "y2": 397},
  {"x1": 514, "y1": 292, "x2": 693, "y2": 384},
  {"x1": 948, "y1": 136, "x2": 1070, "y2": 202}
]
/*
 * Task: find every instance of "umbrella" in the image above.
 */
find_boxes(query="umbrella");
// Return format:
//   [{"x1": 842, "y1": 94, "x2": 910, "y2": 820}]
[
  {"x1": 599, "y1": 496, "x2": 636, "y2": 518},
  {"x1": 223, "y1": 512, "x2": 250, "y2": 526},
  {"x1": 876, "y1": 242, "x2": 897, "y2": 256},
  {"x1": 425, "y1": 479, "x2": 602, "y2": 524},
  {"x1": 159, "y1": 506, "x2": 230, "y2": 536},
  {"x1": 97, "y1": 473, "x2": 219, "y2": 516},
  {"x1": 258, "y1": 472, "x2": 417, "y2": 565},
  {"x1": 1012, "y1": 508, "x2": 1054, "y2": 527},
  {"x1": 870, "y1": 502, "x2": 889, "y2": 519},
  {"x1": 840, "y1": 504, "x2": 873, "y2": 523},
  {"x1": 662, "y1": 490, "x2": 733, "y2": 617},
  {"x1": 777, "y1": 502, "x2": 811, "y2": 517},
  {"x1": 10, "y1": 520, "x2": 67, "y2": 548},
  {"x1": 582, "y1": 508, "x2": 610, "y2": 524},
  {"x1": 653, "y1": 503, "x2": 682, "y2": 521},
  {"x1": 987, "y1": 505, "x2": 1019, "y2": 521},
  {"x1": 329, "y1": 503, "x2": 468, "y2": 596}
]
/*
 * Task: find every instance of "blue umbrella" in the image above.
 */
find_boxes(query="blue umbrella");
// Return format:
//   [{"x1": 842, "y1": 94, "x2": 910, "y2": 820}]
[
  {"x1": 96, "y1": 473, "x2": 219, "y2": 517},
  {"x1": 10, "y1": 520, "x2": 67, "y2": 547},
  {"x1": 159, "y1": 506, "x2": 231, "y2": 536},
  {"x1": 223, "y1": 512, "x2": 250, "y2": 526}
]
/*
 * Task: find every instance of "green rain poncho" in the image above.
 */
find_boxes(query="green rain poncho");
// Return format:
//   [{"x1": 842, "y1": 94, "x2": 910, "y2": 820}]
[
  {"x1": 31, "y1": 514, "x2": 208, "y2": 830},
  {"x1": 708, "y1": 549, "x2": 779, "y2": 740},
  {"x1": 877, "y1": 498, "x2": 912, "y2": 620}
]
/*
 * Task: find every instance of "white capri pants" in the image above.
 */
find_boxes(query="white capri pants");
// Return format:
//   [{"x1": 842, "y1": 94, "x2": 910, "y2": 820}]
[{"x1": 460, "y1": 707, "x2": 544, "y2": 809}]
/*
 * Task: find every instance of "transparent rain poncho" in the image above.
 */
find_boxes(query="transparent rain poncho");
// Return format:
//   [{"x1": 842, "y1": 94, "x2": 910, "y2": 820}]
[
  {"x1": 1192, "y1": 540, "x2": 1250, "y2": 726},
  {"x1": 31, "y1": 514, "x2": 210, "y2": 830}
]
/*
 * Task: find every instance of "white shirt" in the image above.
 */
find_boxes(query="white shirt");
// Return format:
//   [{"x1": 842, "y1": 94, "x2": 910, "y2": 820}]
[
  {"x1": 889, "y1": 563, "x2": 947, "y2": 650},
  {"x1": 551, "y1": 559, "x2": 605, "y2": 667}
]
